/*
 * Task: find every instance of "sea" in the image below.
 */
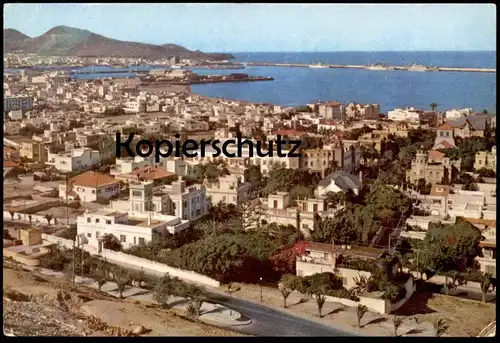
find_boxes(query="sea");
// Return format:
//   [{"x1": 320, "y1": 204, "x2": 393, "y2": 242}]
[{"x1": 5, "y1": 51, "x2": 496, "y2": 113}]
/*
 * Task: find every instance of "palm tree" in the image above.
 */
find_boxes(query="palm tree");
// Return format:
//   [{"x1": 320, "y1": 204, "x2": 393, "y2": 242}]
[
  {"x1": 392, "y1": 316, "x2": 404, "y2": 336},
  {"x1": 433, "y1": 318, "x2": 449, "y2": 337},
  {"x1": 356, "y1": 304, "x2": 368, "y2": 328},
  {"x1": 351, "y1": 275, "x2": 370, "y2": 297},
  {"x1": 209, "y1": 201, "x2": 230, "y2": 236},
  {"x1": 314, "y1": 289, "x2": 327, "y2": 318},
  {"x1": 44, "y1": 214, "x2": 54, "y2": 225},
  {"x1": 8, "y1": 211, "x2": 15, "y2": 220},
  {"x1": 28, "y1": 214, "x2": 32, "y2": 223},
  {"x1": 430, "y1": 102, "x2": 438, "y2": 112},
  {"x1": 112, "y1": 267, "x2": 130, "y2": 299},
  {"x1": 480, "y1": 272, "x2": 495, "y2": 303}
]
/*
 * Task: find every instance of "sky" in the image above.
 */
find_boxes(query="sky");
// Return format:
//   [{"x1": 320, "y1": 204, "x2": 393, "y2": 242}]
[{"x1": 4, "y1": 3, "x2": 497, "y2": 52}]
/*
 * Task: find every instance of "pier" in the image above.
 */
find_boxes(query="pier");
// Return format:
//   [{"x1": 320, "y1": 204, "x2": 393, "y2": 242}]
[{"x1": 245, "y1": 62, "x2": 496, "y2": 73}]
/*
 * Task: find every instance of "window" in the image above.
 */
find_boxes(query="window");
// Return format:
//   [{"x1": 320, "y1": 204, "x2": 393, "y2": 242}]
[
  {"x1": 95, "y1": 219, "x2": 100, "y2": 223},
  {"x1": 87, "y1": 217, "x2": 91, "y2": 223},
  {"x1": 87, "y1": 233, "x2": 91, "y2": 238},
  {"x1": 92, "y1": 190, "x2": 96, "y2": 194},
  {"x1": 120, "y1": 235, "x2": 126, "y2": 243},
  {"x1": 342, "y1": 277, "x2": 348, "y2": 286},
  {"x1": 323, "y1": 253, "x2": 329, "y2": 260},
  {"x1": 106, "y1": 220, "x2": 111, "y2": 225},
  {"x1": 134, "y1": 237, "x2": 136, "y2": 244},
  {"x1": 138, "y1": 237, "x2": 145, "y2": 245},
  {"x1": 302, "y1": 224, "x2": 309, "y2": 230},
  {"x1": 96, "y1": 231, "x2": 100, "y2": 238},
  {"x1": 223, "y1": 196, "x2": 226, "y2": 202},
  {"x1": 313, "y1": 204, "x2": 318, "y2": 212},
  {"x1": 273, "y1": 200, "x2": 278, "y2": 208},
  {"x1": 132, "y1": 191, "x2": 142, "y2": 197}
]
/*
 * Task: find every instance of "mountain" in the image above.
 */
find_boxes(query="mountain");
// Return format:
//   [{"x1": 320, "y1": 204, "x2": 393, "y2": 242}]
[
  {"x1": 3, "y1": 29, "x2": 31, "y2": 51},
  {"x1": 3, "y1": 25, "x2": 234, "y2": 60}
]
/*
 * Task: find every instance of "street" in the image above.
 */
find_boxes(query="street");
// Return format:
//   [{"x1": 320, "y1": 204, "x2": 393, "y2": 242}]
[
  {"x1": 205, "y1": 292, "x2": 356, "y2": 336},
  {"x1": 113, "y1": 261, "x2": 357, "y2": 336}
]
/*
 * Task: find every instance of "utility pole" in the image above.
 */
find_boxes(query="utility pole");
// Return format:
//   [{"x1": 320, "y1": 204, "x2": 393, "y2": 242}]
[
  {"x1": 65, "y1": 175, "x2": 69, "y2": 227},
  {"x1": 72, "y1": 238, "x2": 76, "y2": 287},
  {"x1": 81, "y1": 241, "x2": 85, "y2": 278}
]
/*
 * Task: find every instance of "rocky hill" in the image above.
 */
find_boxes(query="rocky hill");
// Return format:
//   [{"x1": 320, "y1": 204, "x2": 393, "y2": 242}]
[{"x1": 3, "y1": 25, "x2": 234, "y2": 61}]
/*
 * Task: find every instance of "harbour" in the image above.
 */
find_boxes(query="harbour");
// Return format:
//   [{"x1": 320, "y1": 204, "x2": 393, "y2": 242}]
[{"x1": 244, "y1": 62, "x2": 496, "y2": 73}]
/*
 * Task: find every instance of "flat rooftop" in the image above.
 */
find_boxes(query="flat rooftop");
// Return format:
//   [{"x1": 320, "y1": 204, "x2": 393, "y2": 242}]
[
  {"x1": 89, "y1": 209, "x2": 126, "y2": 218},
  {"x1": 128, "y1": 217, "x2": 163, "y2": 228}
]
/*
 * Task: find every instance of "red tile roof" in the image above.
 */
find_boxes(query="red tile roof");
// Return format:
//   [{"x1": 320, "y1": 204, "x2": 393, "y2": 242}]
[
  {"x1": 437, "y1": 122, "x2": 453, "y2": 130},
  {"x1": 428, "y1": 150, "x2": 445, "y2": 160},
  {"x1": 71, "y1": 171, "x2": 119, "y2": 188},
  {"x1": 4, "y1": 161, "x2": 20, "y2": 168}
]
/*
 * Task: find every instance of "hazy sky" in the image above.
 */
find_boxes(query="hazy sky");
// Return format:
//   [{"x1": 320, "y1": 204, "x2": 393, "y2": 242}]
[{"x1": 4, "y1": 3, "x2": 496, "y2": 52}]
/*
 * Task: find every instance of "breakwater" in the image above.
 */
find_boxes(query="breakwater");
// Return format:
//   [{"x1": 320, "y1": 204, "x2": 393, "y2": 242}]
[
  {"x1": 245, "y1": 62, "x2": 496, "y2": 73},
  {"x1": 141, "y1": 76, "x2": 274, "y2": 86}
]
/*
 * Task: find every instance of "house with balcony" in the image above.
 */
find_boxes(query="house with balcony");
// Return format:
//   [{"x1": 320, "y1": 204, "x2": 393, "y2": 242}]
[
  {"x1": 58, "y1": 171, "x2": 121, "y2": 203},
  {"x1": 76, "y1": 208, "x2": 190, "y2": 250},
  {"x1": 474, "y1": 146, "x2": 496, "y2": 173},
  {"x1": 406, "y1": 150, "x2": 461, "y2": 185},
  {"x1": 203, "y1": 174, "x2": 252, "y2": 206},
  {"x1": 258, "y1": 191, "x2": 340, "y2": 237},
  {"x1": 111, "y1": 177, "x2": 210, "y2": 222}
]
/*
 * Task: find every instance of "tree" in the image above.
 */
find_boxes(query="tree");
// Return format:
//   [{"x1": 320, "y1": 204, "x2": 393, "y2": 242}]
[
  {"x1": 3, "y1": 229, "x2": 14, "y2": 240},
  {"x1": 479, "y1": 272, "x2": 495, "y2": 303},
  {"x1": 418, "y1": 222, "x2": 482, "y2": 275},
  {"x1": 279, "y1": 274, "x2": 295, "y2": 308},
  {"x1": 244, "y1": 165, "x2": 263, "y2": 196},
  {"x1": 112, "y1": 267, "x2": 130, "y2": 299},
  {"x1": 433, "y1": 318, "x2": 449, "y2": 337},
  {"x1": 314, "y1": 288, "x2": 327, "y2": 318},
  {"x1": 92, "y1": 260, "x2": 110, "y2": 291},
  {"x1": 430, "y1": 103, "x2": 438, "y2": 112},
  {"x1": 8, "y1": 211, "x2": 15, "y2": 220},
  {"x1": 209, "y1": 201, "x2": 233, "y2": 236},
  {"x1": 356, "y1": 304, "x2": 368, "y2": 328},
  {"x1": 392, "y1": 316, "x2": 404, "y2": 336},
  {"x1": 351, "y1": 275, "x2": 370, "y2": 297},
  {"x1": 44, "y1": 214, "x2": 54, "y2": 225},
  {"x1": 28, "y1": 214, "x2": 32, "y2": 223}
]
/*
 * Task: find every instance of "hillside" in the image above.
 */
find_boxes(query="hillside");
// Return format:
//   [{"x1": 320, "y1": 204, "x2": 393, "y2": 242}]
[{"x1": 3, "y1": 25, "x2": 234, "y2": 60}]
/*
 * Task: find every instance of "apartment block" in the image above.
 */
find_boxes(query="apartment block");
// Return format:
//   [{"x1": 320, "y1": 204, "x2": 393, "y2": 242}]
[{"x1": 47, "y1": 147, "x2": 101, "y2": 172}]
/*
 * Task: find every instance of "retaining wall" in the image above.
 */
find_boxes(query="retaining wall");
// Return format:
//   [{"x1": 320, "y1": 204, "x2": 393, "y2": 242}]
[{"x1": 41, "y1": 234, "x2": 221, "y2": 288}]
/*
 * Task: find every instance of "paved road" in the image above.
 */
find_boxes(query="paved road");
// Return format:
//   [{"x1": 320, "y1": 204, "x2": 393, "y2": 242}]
[
  {"x1": 204, "y1": 291, "x2": 356, "y2": 336},
  {"x1": 113, "y1": 261, "x2": 356, "y2": 336}
]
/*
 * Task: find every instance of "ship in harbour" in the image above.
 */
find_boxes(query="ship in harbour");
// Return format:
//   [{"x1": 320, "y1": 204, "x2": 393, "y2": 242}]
[
  {"x1": 407, "y1": 63, "x2": 439, "y2": 72},
  {"x1": 365, "y1": 63, "x2": 394, "y2": 71},
  {"x1": 309, "y1": 62, "x2": 329, "y2": 69}
]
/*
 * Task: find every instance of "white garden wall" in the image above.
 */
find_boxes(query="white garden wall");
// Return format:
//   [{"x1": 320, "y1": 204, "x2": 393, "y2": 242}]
[{"x1": 41, "y1": 234, "x2": 220, "y2": 288}]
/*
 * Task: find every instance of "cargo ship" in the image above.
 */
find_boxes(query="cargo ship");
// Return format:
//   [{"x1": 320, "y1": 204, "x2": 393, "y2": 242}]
[
  {"x1": 309, "y1": 62, "x2": 329, "y2": 69},
  {"x1": 365, "y1": 63, "x2": 394, "y2": 71}
]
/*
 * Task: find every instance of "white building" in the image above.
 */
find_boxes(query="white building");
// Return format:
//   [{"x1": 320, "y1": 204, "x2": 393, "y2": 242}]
[
  {"x1": 110, "y1": 178, "x2": 210, "y2": 222},
  {"x1": 47, "y1": 147, "x2": 101, "y2": 172},
  {"x1": 4, "y1": 121, "x2": 21, "y2": 135},
  {"x1": 124, "y1": 99, "x2": 146, "y2": 113},
  {"x1": 315, "y1": 170, "x2": 363, "y2": 197},
  {"x1": 59, "y1": 171, "x2": 121, "y2": 203},
  {"x1": 8, "y1": 110, "x2": 23, "y2": 121},
  {"x1": 445, "y1": 108, "x2": 473, "y2": 120},
  {"x1": 76, "y1": 209, "x2": 190, "y2": 250},
  {"x1": 387, "y1": 107, "x2": 422, "y2": 123},
  {"x1": 203, "y1": 174, "x2": 252, "y2": 205}
]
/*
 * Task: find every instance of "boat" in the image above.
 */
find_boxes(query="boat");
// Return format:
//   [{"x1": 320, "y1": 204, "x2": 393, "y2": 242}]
[
  {"x1": 365, "y1": 63, "x2": 393, "y2": 71},
  {"x1": 407, "y1": 63, "x2": 439, "y2": 72},
  {"x1": 171, "y1": 65, "x2": 183, "y2": 69},
  {"x1": 309, "y1": 61, "x2": 329, "y2": 69}
]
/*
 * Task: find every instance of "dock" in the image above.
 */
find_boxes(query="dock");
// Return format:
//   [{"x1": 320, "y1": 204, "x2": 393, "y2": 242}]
[{"x1": 245, "y1": 62, "x2": 495, "y2": 73}]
